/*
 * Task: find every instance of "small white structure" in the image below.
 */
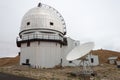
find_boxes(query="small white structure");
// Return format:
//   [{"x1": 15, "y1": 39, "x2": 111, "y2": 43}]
[
  {"x1": 79, "y1": 54, "x2": 99, "y2": 66},
  {"x1": 86, "y1": 54, "x2": 99, "y2": 66},
  {"x1": 116, "y1": 61, "x2": 120, "y2": 68},
  {"x1": 108, "y1": 56, "x2": 118, "y2": 64},
  {"x1": 16, "y1": 3, "x2": 80, "y2": 68}
]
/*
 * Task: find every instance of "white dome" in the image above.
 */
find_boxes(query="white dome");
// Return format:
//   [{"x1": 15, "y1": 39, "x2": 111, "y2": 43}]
[{"x1": 20, "y1": 3, "x2": 66, "y2": 35}]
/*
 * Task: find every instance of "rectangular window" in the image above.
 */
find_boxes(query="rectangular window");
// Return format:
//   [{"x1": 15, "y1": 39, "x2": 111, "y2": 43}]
[
  {"x1": 27, "y1": 22, "x2": 30, "y2": 26},
  {"x1": 69, "y1": 61, "x2": 72, "y2": 63},
  {"x1": 26, "y1": 59, "x2": 29, "y2": 64},
  {"x1": 18, "y1": 52, "x2": 21, "y2": 56},
  {"x1": 91, "y1": 58, "x2": 94, "y2": 63},
  {"x1": 27, "y1": 42, "x2": 30, "y2": 47},
  {"x1": 50, "y1": 22, "x2": 54, "y2": 26}
]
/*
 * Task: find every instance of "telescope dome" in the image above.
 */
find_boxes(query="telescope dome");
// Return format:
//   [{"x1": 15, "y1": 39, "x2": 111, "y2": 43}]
[{"x1": 20, "y1": 3, "x2": 66, "y2": 35}]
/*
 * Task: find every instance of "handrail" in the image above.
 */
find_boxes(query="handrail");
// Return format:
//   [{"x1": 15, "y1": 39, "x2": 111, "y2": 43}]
[{"x1": 17, "y1": 34, "x2": 63, "y2": 41}]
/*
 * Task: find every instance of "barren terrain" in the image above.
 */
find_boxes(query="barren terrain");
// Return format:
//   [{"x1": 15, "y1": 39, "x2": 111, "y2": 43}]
[{"x1": 0, "y1": 49, "x2": 120, "y2": 80}]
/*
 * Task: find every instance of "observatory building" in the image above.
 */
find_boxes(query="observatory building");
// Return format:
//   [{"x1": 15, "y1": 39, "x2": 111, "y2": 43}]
[{"x1": 16, "y1": 3, "x2": 79, "y2": 68}]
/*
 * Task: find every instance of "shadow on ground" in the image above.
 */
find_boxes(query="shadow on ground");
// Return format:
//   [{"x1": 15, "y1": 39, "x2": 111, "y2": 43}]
[{"x1": 0, "y1": 72, "x2": 35, "y2": 80}]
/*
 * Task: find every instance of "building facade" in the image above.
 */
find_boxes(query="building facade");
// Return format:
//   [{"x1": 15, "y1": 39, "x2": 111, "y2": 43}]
[{"x1": 16, "y1": 3, "x2": 80, "y2": 68}]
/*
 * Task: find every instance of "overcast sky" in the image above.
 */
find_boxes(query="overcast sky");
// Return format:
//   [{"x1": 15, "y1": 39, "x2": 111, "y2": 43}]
[{"x1": 0, "y1": 0, "x2": 120, "y2": 57}]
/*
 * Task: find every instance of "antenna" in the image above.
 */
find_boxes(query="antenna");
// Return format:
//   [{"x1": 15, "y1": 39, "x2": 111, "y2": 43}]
[
  {"x1": 66, "y1": 42, "x2": 94, "y2": 61},
  {"x1": 38, "y1": 2, "x2": 42, "y2": 7},
  {"x1": 66, "y1": 42, "x2": 96, "y2": 79}
]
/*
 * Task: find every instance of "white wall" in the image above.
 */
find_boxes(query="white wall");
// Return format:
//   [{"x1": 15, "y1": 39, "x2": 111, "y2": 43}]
[
  {"x1": 35, "y1": 42, "x2": 62, "y2": 68},
  {"x1": 62, "y1": 37, "x2": 80, "y2": 66},
  {"x1": 20, "y1": 41, "x2": 62, "y2": 68},
  {"x1": 20, "y1": 37, "x2": 80, "y2": 68},
  {"x1": 86, "y1": 54, "x2": 99, "y2": 66}
]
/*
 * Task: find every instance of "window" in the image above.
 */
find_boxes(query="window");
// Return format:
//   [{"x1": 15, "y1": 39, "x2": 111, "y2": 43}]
[
  {"x1": 26, "y1": 59, "x2": 29, "y2": 64},
  {"x1": 18, "y1": 52, "x2": 21, "y2": 56},
  {"x1": 27, "y1": 42, "x2": 30, "y2": 47},
  {"x1": 60, "y1": 44, "x2": 62, "y2": 48},
  {"x1": 91, "y1": 58, "x2": 94, "y2": 63},
  {"x1": 50, "y1": 22, "x2": 54, "y2": 26},
  {"x1": 69, "y1": 61, "x2": 72, "y2": 63},
  {"x1": 27, "y1": 22, "x2": 30, "y2": 26}
]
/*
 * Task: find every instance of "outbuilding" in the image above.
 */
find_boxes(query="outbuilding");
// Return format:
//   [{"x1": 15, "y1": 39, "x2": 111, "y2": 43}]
[
  {"x1": 108, "y1": 56, "x2": 118, "y2": 64},
  {"x1": 116, "y1": 61, "x2": 120, "y2": 68},
  {"x1": 79, "y1": 54, "x2": 99, "y2": 66}
]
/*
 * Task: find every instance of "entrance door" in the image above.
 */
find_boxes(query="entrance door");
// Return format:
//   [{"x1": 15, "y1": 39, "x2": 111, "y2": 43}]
[{"x1": 26, "y1": 59, "x2": 29, "y2": 64}]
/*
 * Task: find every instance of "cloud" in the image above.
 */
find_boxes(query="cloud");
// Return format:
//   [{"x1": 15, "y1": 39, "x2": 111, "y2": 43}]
[{"x1": 0, "y1": 0, "x2": 120, "y2": 57}]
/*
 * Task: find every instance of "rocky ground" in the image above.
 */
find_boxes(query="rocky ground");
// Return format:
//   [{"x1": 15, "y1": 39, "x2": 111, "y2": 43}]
[
  {"x1": 0, "y1": 49, "x2": 120, "y2": 80},
  {"x1": 0, "y1": 63, "x2": 120, "y2": 80}
]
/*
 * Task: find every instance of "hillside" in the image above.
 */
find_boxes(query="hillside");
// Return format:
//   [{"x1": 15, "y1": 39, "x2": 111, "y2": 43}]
[
  {"x1": 0, "y1": 50, "x2": 120, "y2": 80},
  {"x1": 0, "y1": 56, "x2": 19, "y2": 67},
  {"x1": 92, "y1": 49, "x2": 120, "y2": 64}
]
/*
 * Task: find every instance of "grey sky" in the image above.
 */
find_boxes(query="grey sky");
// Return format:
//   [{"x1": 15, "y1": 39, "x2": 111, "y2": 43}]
[{"x1": 0, "y1": 0, "x2": 120, "y2": 57}]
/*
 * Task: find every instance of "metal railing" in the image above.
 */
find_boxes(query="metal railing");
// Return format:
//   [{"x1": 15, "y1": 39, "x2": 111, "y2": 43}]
[{"x1": 17, "y1": 34, "x2": 63, "y2": 42}]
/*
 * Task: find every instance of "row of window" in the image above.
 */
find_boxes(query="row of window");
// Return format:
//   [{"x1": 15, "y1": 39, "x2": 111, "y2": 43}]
[{"x1": 26, "y1": 22, "x2": 54, "y2": 26}]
